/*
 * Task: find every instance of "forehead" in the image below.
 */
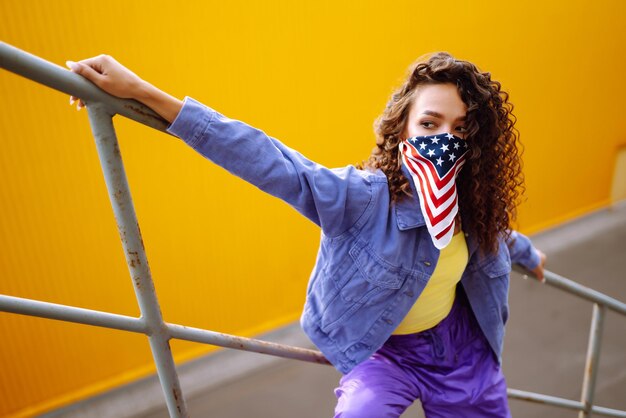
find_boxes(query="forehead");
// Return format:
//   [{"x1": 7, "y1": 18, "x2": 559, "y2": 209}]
[{"x1": 410, "y1": 83, "x2": 467, "y2": 116}]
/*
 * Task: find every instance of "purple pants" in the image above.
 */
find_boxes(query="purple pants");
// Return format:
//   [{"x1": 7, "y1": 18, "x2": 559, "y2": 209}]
[{"x1": 333, "y1": 286, "x2": 511, "y2": 417}]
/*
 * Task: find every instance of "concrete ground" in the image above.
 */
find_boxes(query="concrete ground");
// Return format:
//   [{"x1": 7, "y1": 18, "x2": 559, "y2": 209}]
[{"x1": 137, "y1": 204, "x2": 626, "y2": 418}]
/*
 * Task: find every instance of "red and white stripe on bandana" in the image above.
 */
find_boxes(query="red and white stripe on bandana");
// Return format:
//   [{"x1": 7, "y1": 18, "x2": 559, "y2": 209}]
[{"x1": 399, "y1": 132, "x2": 469, "y2": 249}]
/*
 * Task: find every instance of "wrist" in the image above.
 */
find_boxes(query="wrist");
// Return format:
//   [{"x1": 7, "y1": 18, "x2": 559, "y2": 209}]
[
  {"x1": 133, "y1": 80, "x2": 183, "y2": 124},
  {"x1": 135, "y1": 80, "x2": 157, "y2": 102}
]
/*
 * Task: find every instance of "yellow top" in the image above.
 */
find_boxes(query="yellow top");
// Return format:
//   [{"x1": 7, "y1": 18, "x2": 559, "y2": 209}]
[{"x1": 392, "y1": 231, "x2": 469, "y2": 335}]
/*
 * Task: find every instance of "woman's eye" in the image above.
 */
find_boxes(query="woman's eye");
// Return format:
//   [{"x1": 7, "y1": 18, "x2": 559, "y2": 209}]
[
  {"x1": 421, "y1": 121, "x2": 435, "y2": 128},
  {"x1": 456, "y1": 126, "x2": 468, "y2": 133}
]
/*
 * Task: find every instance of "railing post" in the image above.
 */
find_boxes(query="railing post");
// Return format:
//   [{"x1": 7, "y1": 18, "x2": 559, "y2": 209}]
[
  {"x1": 85, "y1": 103, "x2": 189, "y2": 418},
  {"x1": 579, "y1": 303, "x2": 606, "y2": 418}
]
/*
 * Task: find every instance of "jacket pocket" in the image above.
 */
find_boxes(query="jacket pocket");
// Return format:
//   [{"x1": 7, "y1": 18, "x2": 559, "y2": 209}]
[
  {"x1": 319, "y1": 240, "x2": 409, "y2": 333},
  {"x1": 349, "y1": 240, "x2": 406, "y2": 290},
  {"x1": 477, "y1": 246, "x2": 512, "y2": 278}
]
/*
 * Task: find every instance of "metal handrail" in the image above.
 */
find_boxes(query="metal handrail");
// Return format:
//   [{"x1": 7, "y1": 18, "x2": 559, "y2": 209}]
[
  {"x1": 0, "y1": 43, "x2": 170, "y2": 133},
  {"x1": 1, "y1": 41, "x2": 625, "y2": 418},
  {"x1": 510, "y1": 266, "x2": 626, "y2": 417},
  {"x1": 512, "y1": 266, "x2": 626, "y2": 316}
]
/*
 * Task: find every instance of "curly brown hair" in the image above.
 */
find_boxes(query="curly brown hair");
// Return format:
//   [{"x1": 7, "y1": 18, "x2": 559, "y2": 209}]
[{"x1": 358, "y1": 52, "x2": 524, "y2": 255}]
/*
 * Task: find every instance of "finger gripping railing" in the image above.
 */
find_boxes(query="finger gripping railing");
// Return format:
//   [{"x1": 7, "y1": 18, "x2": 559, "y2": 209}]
[{"x1": 1, "y1": 41, "x2": 625, "y2": 418}]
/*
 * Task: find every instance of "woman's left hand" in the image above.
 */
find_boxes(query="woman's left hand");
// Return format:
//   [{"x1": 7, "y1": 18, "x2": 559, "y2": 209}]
[{"x1": 530, "y1": 249, "x2": 547, "y2": 282}]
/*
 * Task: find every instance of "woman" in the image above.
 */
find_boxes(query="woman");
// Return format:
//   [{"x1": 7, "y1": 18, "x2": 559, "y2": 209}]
[{"x1": 67, "y1": 52, "x2": 546, "y2": 417}]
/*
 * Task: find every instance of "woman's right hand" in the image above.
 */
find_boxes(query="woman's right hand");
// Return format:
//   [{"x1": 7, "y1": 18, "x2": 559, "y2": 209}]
[
  {"x1": 66, "y1": 55, "x2": 145, "y2": 110},
  {"x1": 530, "y1": 249, "x2": 547, "y2": 282}
]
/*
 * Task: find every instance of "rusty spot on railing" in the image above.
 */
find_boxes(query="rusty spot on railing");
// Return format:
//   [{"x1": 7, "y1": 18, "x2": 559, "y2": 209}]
[
  {"x1": 112, "y1": 141, "x2": 120, "y2": 158},
  {"x1": 136, "y1": 222, "x2": 145, "y2": 250},
  {"x1": 123, "y1": 103, "x2": 164, "y2": 123},
  {"x1": 117, "y1": 225, "x2": 127, "y2": 244},
  {"x1": 127, "y1": 250, "x2": 142, "y2": 271},
  {"x1": 512, "y1": 393, "x2": 550, "y2": 404},
  {"x1": 172, "y1": 387, "x2": 182, "y2": 414}
]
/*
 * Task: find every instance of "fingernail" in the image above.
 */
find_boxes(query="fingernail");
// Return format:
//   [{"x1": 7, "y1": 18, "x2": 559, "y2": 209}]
[
  {"x1": 69, "y1": 97, "x2": 75, "y2": 105},
  {"x1": 77, "y1": 102, "x2": 83, "y2": 111},
  {"x1": 66, "y1": 60, "x2": 78, "y2": 70}
]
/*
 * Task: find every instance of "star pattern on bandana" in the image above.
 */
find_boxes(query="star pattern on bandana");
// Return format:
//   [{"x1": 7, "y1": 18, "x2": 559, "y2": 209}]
[{"x1": 407, "y1": 133, "x2": 468, "y2": 178}]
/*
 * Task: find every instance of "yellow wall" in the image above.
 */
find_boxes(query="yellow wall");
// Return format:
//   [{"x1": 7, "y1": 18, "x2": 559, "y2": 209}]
[
  {"x1": 612, "y1": 146, "x2": 626, "y2": 203},
  {"x1": 1, "y1": 0, "x2": 625, "y2": 416}
]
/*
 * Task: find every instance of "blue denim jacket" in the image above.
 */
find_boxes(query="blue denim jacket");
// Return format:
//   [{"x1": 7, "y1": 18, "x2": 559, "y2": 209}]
[{"x1": 167, "y1": 97, "x2": 541, "y2": 374}]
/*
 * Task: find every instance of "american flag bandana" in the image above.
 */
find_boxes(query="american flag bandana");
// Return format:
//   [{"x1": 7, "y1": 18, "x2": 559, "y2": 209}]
[{"x1": 399, "y1": 133, "x2": 469, "y2": 249}]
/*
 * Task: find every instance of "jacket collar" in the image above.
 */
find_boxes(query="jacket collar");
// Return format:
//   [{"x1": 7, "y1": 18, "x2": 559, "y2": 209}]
[{"x1": 394, "y1": 165, "x2": 426, "y2": 231}]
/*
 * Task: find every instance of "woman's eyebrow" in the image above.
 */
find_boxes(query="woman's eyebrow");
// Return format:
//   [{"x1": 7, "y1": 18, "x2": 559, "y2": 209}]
[{"x1": 421, "y1": 110, "x2": 466, "y2": 121}]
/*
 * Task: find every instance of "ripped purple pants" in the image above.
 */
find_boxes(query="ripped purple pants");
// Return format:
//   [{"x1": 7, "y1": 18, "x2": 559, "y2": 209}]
[{"x1": 333, "y1": 286, "x2": 511, "y2": 418}]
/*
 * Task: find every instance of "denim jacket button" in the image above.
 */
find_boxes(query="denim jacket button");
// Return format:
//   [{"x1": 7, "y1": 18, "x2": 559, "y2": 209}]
[
  {"x1": 404, "y1": 291, "x2": 414, "y2": 297},
  {"x1": 423, "y1": 261, "x2": 432, "y2": 267}
]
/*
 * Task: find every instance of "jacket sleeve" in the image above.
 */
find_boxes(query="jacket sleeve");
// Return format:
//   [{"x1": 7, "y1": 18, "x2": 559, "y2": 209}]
[
  {"x1": 166, "y1": 96, "x2": 376, "y2": 237},
  {"x1": 506, "y1": 230, "x2": 541, "y2": 271}
]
